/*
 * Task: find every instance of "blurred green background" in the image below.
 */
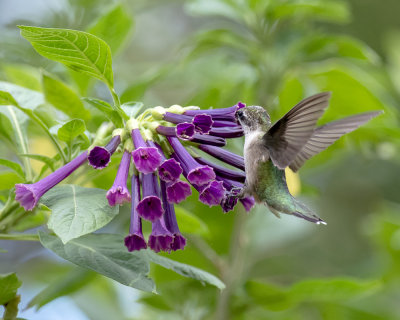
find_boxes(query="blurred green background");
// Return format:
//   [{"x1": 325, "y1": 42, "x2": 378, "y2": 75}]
[{"x1": 1, "y1": 0, "x2": 400, "y2": 319}]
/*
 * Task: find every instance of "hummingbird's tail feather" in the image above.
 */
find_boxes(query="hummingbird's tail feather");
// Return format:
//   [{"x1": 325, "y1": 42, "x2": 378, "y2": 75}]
[
  {"x1": 292, "y1": 198, "x2": 327, "y2": 225},
  {"x1": 266, "y1": 197, "x2": 326, "y2": 225},
  {"x1": 292, "y1": 211, "x2": 327, "y2": 225}
]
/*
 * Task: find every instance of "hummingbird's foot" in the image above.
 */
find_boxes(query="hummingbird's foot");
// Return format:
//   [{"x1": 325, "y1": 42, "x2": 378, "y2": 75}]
[
  {"x1": 229, "y1": 187, "x2": 244, "y2": 199},
  {"x1": 226, "y1": 187, "x2": 245, "y2": 200}
]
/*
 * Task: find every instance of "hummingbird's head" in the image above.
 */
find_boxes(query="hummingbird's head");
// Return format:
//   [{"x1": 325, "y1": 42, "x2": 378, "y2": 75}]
[{"x1": 236, "y1": 106, "x2": 271, "y2": 134}]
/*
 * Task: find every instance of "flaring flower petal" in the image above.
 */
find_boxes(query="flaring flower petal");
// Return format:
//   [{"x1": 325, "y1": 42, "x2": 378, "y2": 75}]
[
  {"x1": 15, "y1": 151, "x2": 87, "y2": 211},
  {"x1": 192, "y1": 114, "x2": 213, "y2": 134},
  {"x1": 166, "y1": 180, "x2": 192, "y2": 204},
  {"x1": 199, "y1": 180, "x2": 226, "y2": 207}
]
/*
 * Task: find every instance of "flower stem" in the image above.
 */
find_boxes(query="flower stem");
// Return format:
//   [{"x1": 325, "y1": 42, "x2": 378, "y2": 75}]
[
  {"x1": 0, "y1": 233, "x2": 40, "y2": 241},
  {"x1": 109, "y1": 86, "x2": 128, "y2": 122},
  {"x1": 31, "y1": 113, "x2": 68, "y2": 164}
]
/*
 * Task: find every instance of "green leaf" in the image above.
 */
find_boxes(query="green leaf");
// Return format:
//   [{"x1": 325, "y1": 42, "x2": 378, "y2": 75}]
[
  {"x1": 0, "y1": 91, "x2": 19, "y2": 106},
  {"x1": 39, "y1": 232, "x2": 155, "y2": 292},
  {"x1": 175, "y1": 206, "x2": 209, "y2": 235},
  {"x1": 121, "y1": 101, "x2": 144, "y2": 118},
  {"x1": 290, "y1": 278, "x2": 381, "y2": 302},
  {"x1": 27, "y1": 268, "x2": 96, "y2": 310},
  {"x1": 0, "y1": 273, "x2": 22, "y2": 305},
  {"x1": 42, "y1": 73, "x2": 90, "y2": 120},
  {"x1": 83, "y1": 98, "x2": 123, "y2": 127},
  {"x1": 87, "y1": 4, "x2": 134, "y2": 54},
  {"x1": 41, "y1": 185, "x2": 119, "y2": 243},
  {"x1": 19, "y1": 26, "x2": 114, "y2": 88},
  {"x1": 144, "y1": 250, "x2": 225, "y2": 290},
  {"x1": 0, "y1": 82, "x2": 44, "y2": 159},
  {"x1": 3, "y1": 64, "x2": 42, "y2": 91},
  {"x1": 0, "y1": 82, "x2": 44, "y2": 110},
  {"x1": 13, "y1": 207, "x2": 50, "y2": 232},
  {"x1": 18, "y1": 154, "x2": 56, "y2": 172},
  {"x1": 57, "y1": 119, "x2": 86, "y2": 143},
  {"x1": 271, "y1": 0, "x2": 350, "y2": 23},
  {"x1": 0, "y1": 83, "x2": 67, "y2": 165},
  {"x1": 0, "y1": 172, "x2": 23, "y2": 190},
  {"x1": 0, "y1": 158, "x2": 25, "y2": 179},
  {"x1": 247, "y1": 278, "x2": 381, "y2": 311}
]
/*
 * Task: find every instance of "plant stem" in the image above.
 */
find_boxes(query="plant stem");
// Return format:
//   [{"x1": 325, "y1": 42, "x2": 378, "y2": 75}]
[
  {"x1": 188, "y1": 235, "x2": 226, "y2": 274},
  {"x1": 0, "y1": 233, "x2": 40, "y2": 241},
  {"x1": 109, "y1": 86, "x2": 128, "y2": 121},
  {"x1": 31, "y1": 113, "x2": 68, "y2": 164},
  {"x1": 215, "y1": 210, "x2": 248, "y2": 320}
]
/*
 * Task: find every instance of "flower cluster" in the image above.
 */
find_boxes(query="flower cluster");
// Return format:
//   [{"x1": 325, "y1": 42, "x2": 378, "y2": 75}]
[{"x1": 15, "y1": 102, "x2": 255, "y2": 253}]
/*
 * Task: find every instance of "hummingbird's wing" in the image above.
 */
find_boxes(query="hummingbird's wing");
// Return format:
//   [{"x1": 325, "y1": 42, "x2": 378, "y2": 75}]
[
  {"x1": 289, "y1": 111, "x2": 382, "y2": 172},
  {"x1": 263, "y1": 92, "x2": 331, "y2": 169}
]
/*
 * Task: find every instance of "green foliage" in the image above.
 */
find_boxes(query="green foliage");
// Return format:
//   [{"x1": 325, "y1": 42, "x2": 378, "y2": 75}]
[
  {"x1": 57, "y1": 119, "x2": 86, "y2": 143},
  {"x1": 83, "y1": 98, "x2": 124, "y2": 127},
  {"x1": 42, "y1": 72, "x2": 90, "y2": 121},
  {"x1": 19, "y1": 26, "x2": 114, "y2": 88},
  {"x1": 42, "y1": 185, "x2": 119, "y2": 243},
  {"x1": 0, "y1": 0, "x2": 399, "y2": 319},
  {"x1": 27, "y1": 268, "x2": 96, "y2": 310},
  {"x1": 0, "y1": 273, "x2": 22, "y2": 305},
  {"x1": 40, "y1": 233, "x2": 225, "y2": 292},
  {"x1": 0, "y1": 158, "x2": 25, "y2": 179},
  {"x1": 87, "y1": 4, "x2": 134, "y2": 54},
  {"x1": 39, "y1": 232, "x2": 155, "y2": 292},
  {"x1": 247, "y1": 278, "x2": 381, "y2": 311},
  {"x1": 145, "y1": 250, "x2": 225, "y2": 290}
]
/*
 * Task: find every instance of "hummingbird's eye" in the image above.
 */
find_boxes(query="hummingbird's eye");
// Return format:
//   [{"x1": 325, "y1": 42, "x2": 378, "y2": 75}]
[{"x1": 236, "y1": 110, "x2": 244, "y2": 119}]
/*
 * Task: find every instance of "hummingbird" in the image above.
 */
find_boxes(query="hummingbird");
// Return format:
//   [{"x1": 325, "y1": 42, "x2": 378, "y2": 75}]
[{"x1": 234, "y1": 92, "x2": 382, "y2": 224}]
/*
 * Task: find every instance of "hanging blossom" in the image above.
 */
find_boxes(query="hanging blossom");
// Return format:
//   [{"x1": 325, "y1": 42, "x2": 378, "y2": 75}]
[{"x1": 15, "y1": 102, "x2": 255, "y2": 253}]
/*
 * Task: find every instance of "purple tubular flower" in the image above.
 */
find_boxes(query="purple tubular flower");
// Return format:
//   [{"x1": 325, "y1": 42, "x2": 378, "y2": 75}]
[
  {"x1": 167, "y1": 180, "x2": 192, "y2": 204},
  {"x1": 163, "y1": 112, "x2": 193, "y2": 124},
  {"x1": 160, "y1": 180, "x2": 186, "y2": 251},
  {"x1": 240, "y1": 197, "x2": 256, "y2": 212},
  {"x1": 184, "y1": 102, "x2": 246, "y2": 121},
  {"x1": 212, "y1": 120, "x2": 240, "y2": 128},
  {"x1": 198, "y1": 145, "x2": 245, "y2": 171},
  {"x1": 15, "y1": 151, "x2": 87, "y2": 211},
  {"x1": 209, "y1": 127, "x2": 244, "y2": 138},
  {"x1": 88, "y1": 135, "x2": 121, "y2": 169},
  {"x1": 190, "y1": 134, "x2": 226, "y2": 147},
  {"x1": 168, "y1": 137, "x2": 215, "y2": 186},
  {"x1": 106, "y1": 151, "x2": 131, "y2": 206},
  {"x1": 196, "y1": 157, "x2": 245, "y2": 182},
  {"x1": 148, "y1": 218, "x2": 174, "y2": 253},
  {"x1": 136, "y1": 173, "x2": 164, "y2": 222},
  {"x1": 132, "y1": 129, "x2": 162, "y2": 173},
  {"x1": 192, "y1": 114, "x2": 213, "y2": 134},
  {"x1": 176, "y1": 123, "x2": 195, "y2": 140},
  {"x1": 158, "y1": 159, "x2": 183, "y2": 183},
  {"x1": 156, "y1": 126, "x2": 226, "y2": 147},
  {"x1": 148, "y1": 141, "x2": 183, "y2": 183},
  {"x1": 198, "y1": 180, "x2": 226, "y2": 207},
  {"x1": 155, "y1": 125, "x2": 176, "y2": 137},
  {"x1": 124, "y1": 174, "x2": 147, "y2": 251}
]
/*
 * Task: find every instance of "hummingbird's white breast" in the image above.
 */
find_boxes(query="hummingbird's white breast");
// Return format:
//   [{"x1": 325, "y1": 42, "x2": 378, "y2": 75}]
[{"x1": 243, "y1": 130, "x2": 270, "y2": 197}]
